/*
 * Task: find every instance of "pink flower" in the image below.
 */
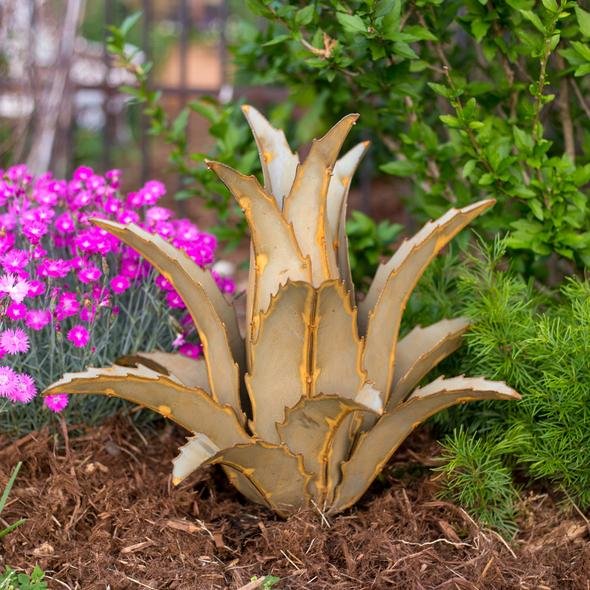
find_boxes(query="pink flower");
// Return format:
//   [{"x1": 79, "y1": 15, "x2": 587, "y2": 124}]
[
  {"x1": 77, "y1": 265, "x2": 102, "y2": 284},
  {"x1": 1, "y1": 250, "x2": 29, "y2": 274},
  {"x1": 0, "y1": 274, "x2": 31, "y2": 302},
  {"x1": 172, "y1": 333, "x2": 186, "y2": 348},
  {"x1": 5, "y1": 301, "x2": 27, "y2": 320},
  {"x1": 79, "y1": 305, "x2": 96, "y2": 322},
  {"x1": 55, "y1": 212, "x2": 76, "y2": 234},
  {"x1": 166, "y1": 291, "x2": 185, "y2": 309},
  {"x1": 110, "y1": 274, "x2": 130, "y2": 294},
  {"x1": 44, "y1": 393, "x2": 69, "y2": 413},
  {"x1": 146, "y1": 206, "x2": 173, "y2": 223},
  {"x1": 9, "y1": 373, "x2": 37, "y2": 403},
  {"x1": 179, "y1": 342, "x2": 201, "y2": 359},
  {"x1": 119, "y1": 258, "x2": 140, "y2": 278},
  {"x1": 67, "y1": 324, "x2": 89, "y2": 348},
  {"x1": 0, "y1": 366, "x2": 17, "y2": 398},
  {"x1": 0, "y1": 328, "x2": 30, "y2": 354},
  {"x1": 142, "y1": 180, "x2": 166, "y2": 204},
  {"x1": 22, "y1": 220, "x2": 48, "y2": 243},
  {"x1": 38, "y1": 258, "x2": 70, "y2": 279},
  {"x1": 72, "y1": 165, "x2": 94, "y2": 182},
  {"x1": 27, "y1": 280, "x2": 46, "y2": 297},
  {"x1": 25, "y1": 309, "x2": 51, "y2": 331},
  {"x1": 55, "y1": 292, "x2": 80, "y2": 320},
  {"x1": 117, "y1": 209, "x2": 140, "y2": 225},
  {"x1": 154, "y1": 274, "x2": 174, "y2": 291}
]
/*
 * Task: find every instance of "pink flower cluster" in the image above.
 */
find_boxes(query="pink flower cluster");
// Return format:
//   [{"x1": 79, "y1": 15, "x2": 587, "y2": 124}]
[{"x1": 0, "y1": 164, "x2": 235, "y2": 412}]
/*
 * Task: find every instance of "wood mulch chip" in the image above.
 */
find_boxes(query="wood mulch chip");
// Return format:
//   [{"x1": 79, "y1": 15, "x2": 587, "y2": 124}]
[{"x1": 1, "y1": 417, "x2": 588, "y2": 589}]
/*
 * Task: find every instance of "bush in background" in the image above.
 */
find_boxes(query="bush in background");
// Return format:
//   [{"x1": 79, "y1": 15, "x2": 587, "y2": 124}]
[{"x1": 235, "y1": 0, "x2": 590, "y2": 277}]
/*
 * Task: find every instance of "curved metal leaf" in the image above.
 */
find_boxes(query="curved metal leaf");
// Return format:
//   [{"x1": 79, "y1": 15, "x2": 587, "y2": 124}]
[
  {"x1": 388, "y1": 317, "x2": 470, "y2": 409},
  {"x1": 206, "y1": 161, "x2": 311, "y2": 342},
  {"x1": 331, "y1": 376, "x2": 520, "y2": 513},
  {"x1": 204, "y1": 442, "x2": 312, "y2": 517},
  {"x1": 92, "y1": 219, "x2": 242, "y2": 414},
  {"x1": 241, "y1": 104, "x2": 299, "y2": 209},
  {"x1": 327, "y1": 141, "x2": 370, "y2": 297},
  {"x1": 172, "y1": 434, "x2": 220, "y2": 484},
  {"x1": 360, "y1": 200, "x2": 495, "y2": 402},
  {"x1": 43, "y1": 365, "x2": 250, "y2": 447},
  {"x1": 246, "y1": 281, "x2": 311, "y2": 442},
  {"x1": 247, "y1": 280, "x2": 367, "y2": 442},
  {"x1": 283, "y1": 114, "x2": 359, "y2": 285},
  {"x1": 116, "y1": 351, "x2": 209, "y2": 391},
  {"x1": 276, "y1": 395, "x2": 376, "y2": 503}
]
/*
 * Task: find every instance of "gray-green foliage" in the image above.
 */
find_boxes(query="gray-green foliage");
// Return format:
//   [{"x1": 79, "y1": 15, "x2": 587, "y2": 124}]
[
  {"x1": 406, "y1": 239, "x2": 590, "y2": 528},
  {"x1": 234, "y1": 0, "x2": 590, "y2": 275}
]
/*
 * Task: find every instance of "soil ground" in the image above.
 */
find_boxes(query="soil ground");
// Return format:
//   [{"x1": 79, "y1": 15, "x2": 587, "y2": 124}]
[{"x1": 1, "y1": 417, "x2": 589, "y2": 590}]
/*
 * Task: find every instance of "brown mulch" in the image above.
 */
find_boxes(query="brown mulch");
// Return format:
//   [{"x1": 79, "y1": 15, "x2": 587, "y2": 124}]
[{"x1": 0, "y1": 418, "x2": 589, "y2": 590}]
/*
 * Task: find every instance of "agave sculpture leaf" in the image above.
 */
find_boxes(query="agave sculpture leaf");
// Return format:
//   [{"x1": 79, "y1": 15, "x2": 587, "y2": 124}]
[{"x1": 44, "y1": 108, "x2": 520, "y2": 517}]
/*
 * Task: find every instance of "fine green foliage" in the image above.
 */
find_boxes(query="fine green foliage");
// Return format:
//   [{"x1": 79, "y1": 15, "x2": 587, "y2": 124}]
[
  {"x1": 407, "y1": 239, "x2": 590, "y2": 529},
  {"x1": 234, "y1": 0, "x2": 590, "y2": 274},
  {"x1": 0, "y1": 463, "x2": 25, "y2": 540},
  {"x1": 436, "y1": 428, "x2": 520, "y2": 537},
  {"x1": 0, "y1": 567, "x2": 47, "y2": 590},
  {"x1": 346, "y1": 211, "x2": 403, "y2": 289}
]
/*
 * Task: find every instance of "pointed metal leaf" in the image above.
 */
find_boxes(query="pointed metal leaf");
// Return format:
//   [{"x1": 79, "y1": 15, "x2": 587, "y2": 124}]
[
  {"x1": 204, "y1": 442, "x2": 312, "y2": 517},
  {"x1": 247, "y1": 280, "x2": 366, "y2": 442},
  {"x1": 388, "y1": 317, "x2": 470, "y2": 409},
  {"x1": 331, "y1": 376, "x2": 520, "y2": 513},
  {"x1": 327, "y1": 142, "x2": 370, "y2": 297},
  {"x1": 206, "y1": 161, "x2": 311, "y2": 342},
  {"x1": 313, "y1": 280, "x2": 366, "y2": 399},
  {"x1": 43, "y1": 365, "x2": 250, "y2": 447},
  {"x1": 116, "y1": 351, "x2": 209, "y2": 390},
  {"x1": 360, "y1": 200, "x2": 494, "y2": 402},
  {"x1": 92, "y1": 219, "x2": 242, "y2": 414},
  {"x1": 283, "y1": 114, "x2": 359, "y2": 285},
  {"x1": 276, "y1": 395, "x2": 376, "y2": 503},
  {"x1": 241, "y1": 104, "x2": 299, "y2": 208},
  {"x1": 246, "y1": 281, "x2": 311, "y2": 443},
  {"x1": 172, "y1": 434, "x2": 220, "y2": 484}
]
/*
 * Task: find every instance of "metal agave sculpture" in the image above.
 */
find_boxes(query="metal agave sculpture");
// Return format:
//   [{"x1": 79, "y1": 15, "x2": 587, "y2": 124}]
[{"x1": 44, "y1": 108, "x2": 520, "y2": 517}]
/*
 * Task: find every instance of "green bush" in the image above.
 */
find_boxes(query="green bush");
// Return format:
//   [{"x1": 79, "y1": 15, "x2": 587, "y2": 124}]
[
  {"x1": 234, "y1": 0, "x2": 590, "y2": 276},
  {"x1": 0, "y1": 567, "x2": 47, "y2": 590},
  {"x1": 406, "y1": 239, "x2": 590, "y2": 529}
]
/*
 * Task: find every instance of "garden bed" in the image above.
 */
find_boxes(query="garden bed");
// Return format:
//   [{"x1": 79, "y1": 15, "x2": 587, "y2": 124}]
[{"x1": 1, "y1": 417, "x2": 588, "y2": 589}]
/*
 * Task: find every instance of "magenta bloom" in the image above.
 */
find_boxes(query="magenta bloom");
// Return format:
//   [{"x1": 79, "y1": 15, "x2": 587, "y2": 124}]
[
  {"x1": 43, "y1": 393, "x2": 69, "y2": 413},
  {"x1": 0, "y1": 328, "x2": 30, "y2": 354},
  {"x1": 22, "y1": 220, "x2": 48, "y2": 243},
  {"x1": 5, "y1": 301, "x2": 27, "y2": 320},
  {"x1": 9, "y1": 373, "x2": 37, "y2": 403},
  {"x1": 0, "y1": 366, "x2": 17, "y2": 398},
  {"x1": 110, "y1": 274, "x2": 130, "y2": 294},
  {"x1": 27, "y1": 280, "x2": 46, "y2": 297},
  {"x1": 67, "y1": 324, "x2": 89, "y2": 348},
  {"x1": 25, "y1": 309, "x2": 51, "y2": 331},
  {"x1": 55, "y1": 212, "x2": 76, "y2": 234},
  {"x1": 38, "y1": 258, "x2": 70, "y2": 279},
  {"x1": 55, "y1": 292, "x2": 80, "y2": 320},
  {"x1": 179, "y1": 342, "x2": 201, "y2": 359},
  {"x1": 154, "y1": 274, "x2": 174, "y2": 291},
  {"x1": 77, "y1": 265, "x2": 102, "y2": 284},
  {"x1": 166, "y1": 291, "x2": 185, "y2": 309},
  {"x1": 1, "y1": 249, "x2": 29, "y2": 274},
  {"x1": 0, "y1": 274, "x2": 31, "y2": 303}
]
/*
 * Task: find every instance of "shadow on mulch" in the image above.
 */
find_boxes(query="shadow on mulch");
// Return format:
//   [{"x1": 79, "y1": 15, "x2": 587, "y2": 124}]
[{"x1": 0, "y1": 417, "x2": 588, "y2": 590}]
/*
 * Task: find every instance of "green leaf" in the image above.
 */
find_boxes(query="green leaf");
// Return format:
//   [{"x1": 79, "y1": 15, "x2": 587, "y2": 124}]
[
  {"x1": 120, "y1": 11, "x2": 142, "y2": 36},
  {"x1": 575, "y1": 5, "x2": 590, "y2": 37},
  {"x1": 393, "y1": 41, "x2": 419, "y2": 59},
  {"x1": 380, "y1": 159, "x2": 417, "y2": 177},
  {"x1": 375, "y1": 0, "x2": 400, "y2": 18},
  {"x1": 513, "y1": 126, "x2": 534, "y2": 152},
  {"x1": 262, "y1": 34, "x2": 292, "y2": 47},
  {"x1": 428, "y1": 82, "x2": 453, "y2": 98},
  {"x1": 295, "y1": 5, "x2": 315, "y2": 26},
  {"x1": 336, "y1": 12, "x2": 367, "y2": 34},
  {"x1": 471, "y1": 19, "x2": 491, "y2": 42},
  {"x1": 541, "y1": 0, "x2": 558, "y2": 12},
  {"x1": 462, "y1": 159, "x2": 477, "y2": 178},
  {"x1": 520, "y1": 9, "x2": 546, "y2": 33},
  {"x1": 439, "y1": 114, "x2": 461, "y2": 128}
]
